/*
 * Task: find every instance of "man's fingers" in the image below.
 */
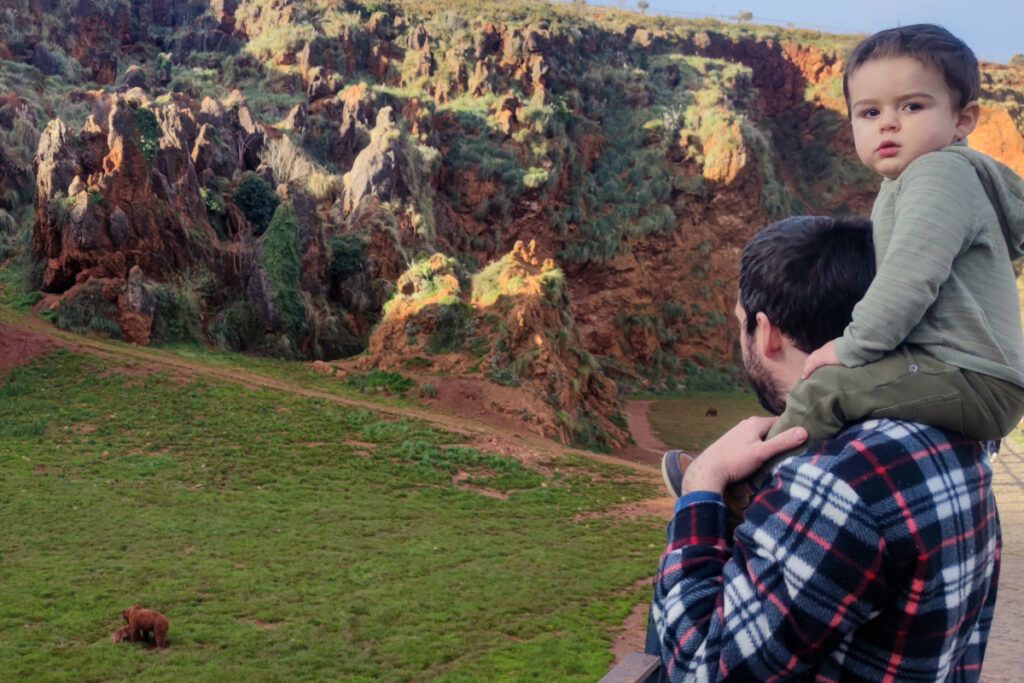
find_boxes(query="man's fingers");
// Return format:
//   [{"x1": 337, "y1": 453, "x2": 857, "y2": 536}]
[
  {"x1": 761, "y1": 426, "x2": 807, "y2": 457},
  {"x1": 741, "y1": 415, "x2": 778, "y2": 436}
]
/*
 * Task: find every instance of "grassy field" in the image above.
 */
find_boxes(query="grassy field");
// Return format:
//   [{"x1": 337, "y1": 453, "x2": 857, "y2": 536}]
[
  {"x1": 645, "y1": 392, "x2": 768, "y2": 451},
  {"x1": 0, "y1": 348, "x2": 664, "y2": 681}
]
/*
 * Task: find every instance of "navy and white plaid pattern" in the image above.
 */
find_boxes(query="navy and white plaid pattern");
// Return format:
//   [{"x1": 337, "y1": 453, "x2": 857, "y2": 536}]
[{"x1": 652, "y1": 419, "x2": 1000, "y2": 682}]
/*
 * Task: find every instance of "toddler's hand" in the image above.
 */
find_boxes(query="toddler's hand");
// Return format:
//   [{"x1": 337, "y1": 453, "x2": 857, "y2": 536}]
[{"x1": 802, "y1": 340, "x2": 841, "y2": 379}]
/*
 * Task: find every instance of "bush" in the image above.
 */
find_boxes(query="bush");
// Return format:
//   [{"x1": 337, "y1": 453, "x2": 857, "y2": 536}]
[
  {"x1": 201, "y1": 187, "x2": 229, "y2": 240},
  {"x1": 209, "y1": 299, "x2": 264, "y2": 352},
  {"x1": 489, "y1": 354, "x2": 520, "y2": 387},
  {"x1": 307, "y1": 171, "x2": 342, "y2": 201},
  {"x1": 682, "y1": 360, "x2": 742, "y2": 392},
  {"x1": 569, "y1": 410, "x2": 613, "y2": 454},
  {"x1": 47, "y1": 192, "x2": 74, "y2": 228},
  {"x1": 260, "y1": 135, "x2": 313, "y2": 188},
  {"x1": 344, "y1": 369, "x2": 416, "y2": 396},
  {"x1": 55, "y1": 283, "x2": 121, "y2": 339},
  {"x1": 261, "y1": 202, "x2": 306, "y2": 341},
  {"x1": 232, "y1": 175, "x2": 280, "y2": 236},
  {"x1": 12, "y1": 291, "x2": 42, "y2": 311},
  {"x1": 132, "y1": 107, "x2": 160, "y2": 168},
  {"x1": 151, "y1": 285, "x2": 201, "y2": 344},
  {"x1": 329, "y1": 233, "x2": 368, "y2": 280},
  {"x1": 426, "y1": 303, "x2": 474, "y2": 354},
  {"x1": 523, "y1": 167, "x2": 549, "y2": 189},
  {"x1": 662, "y1": 301, "x2": 688, "y2": 320},
  {"x1": 201, "y1": 187, "x2": 225, "y2": 215},
  {"x1": 300, "y1": 294, "x2": 366, "y2": 360}
]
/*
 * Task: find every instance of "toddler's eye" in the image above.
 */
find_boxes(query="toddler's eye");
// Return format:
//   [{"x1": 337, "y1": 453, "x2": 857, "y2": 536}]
[
  {"x1": 859, "y1": 108, "x2": 879, "y2": 118},
  {"x1": 904, "y1": 102, "x2": 923, "y2": 112}
]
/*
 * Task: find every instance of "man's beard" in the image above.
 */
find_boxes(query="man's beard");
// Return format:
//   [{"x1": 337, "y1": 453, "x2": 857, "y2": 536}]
[{"x1": 743, "y1": 345, "x2": 787, "y2": 416}]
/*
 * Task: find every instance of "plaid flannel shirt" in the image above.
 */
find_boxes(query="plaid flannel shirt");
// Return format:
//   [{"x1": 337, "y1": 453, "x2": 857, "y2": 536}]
[{"x1": 652, "y1": 419, "x2": 1000, "y2": 682}]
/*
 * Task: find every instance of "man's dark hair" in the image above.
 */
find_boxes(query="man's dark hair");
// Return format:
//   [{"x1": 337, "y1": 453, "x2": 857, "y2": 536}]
[
  {"x1": 842, "y1": 24, "x2": 980, "y2": 112},
  {"x1": 739, "y1": 215, "x2": 875, "y2": 353}
]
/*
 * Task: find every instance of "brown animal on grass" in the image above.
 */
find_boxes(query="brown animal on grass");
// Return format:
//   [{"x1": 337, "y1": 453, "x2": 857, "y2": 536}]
[
  {"x1": 705, "y1": 407, "x2": 718, "y2": 417},
  {"x1": 110, "y1": 625, "x2": 133, "y2": 643},
  {"x1": 122, "y1": 606, "x2": 169, "y2": 648}
]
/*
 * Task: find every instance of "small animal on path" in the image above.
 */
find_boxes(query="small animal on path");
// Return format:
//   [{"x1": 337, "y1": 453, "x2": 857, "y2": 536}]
[
  {"x1": 705, "y1": 407, "x2": 718, "y2": 417},
  {"x1": 121, "y1": 606, "x2": 169, "y2": 648}
]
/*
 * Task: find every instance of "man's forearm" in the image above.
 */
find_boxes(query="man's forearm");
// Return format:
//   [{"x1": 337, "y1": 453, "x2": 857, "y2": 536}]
[{"x1": 651, "y1": 497, "x2": 731, "y2": 680}]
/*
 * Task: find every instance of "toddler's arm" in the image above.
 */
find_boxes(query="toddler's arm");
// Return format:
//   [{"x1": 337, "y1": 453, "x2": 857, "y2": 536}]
[{"x1": 835, "y1": 153, "x2": 980, "y2": 367}]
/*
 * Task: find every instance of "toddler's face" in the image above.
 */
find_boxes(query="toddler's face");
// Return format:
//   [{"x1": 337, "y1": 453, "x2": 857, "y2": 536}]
[{"x1": 847, "y1": 56, "x2": 977, "y2": 179}]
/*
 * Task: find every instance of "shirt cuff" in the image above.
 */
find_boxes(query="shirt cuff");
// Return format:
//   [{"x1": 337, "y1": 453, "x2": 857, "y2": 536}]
[
  {"x1": 834, "y1": 335, "x2": 870, "y2": 367},
  {"x1": 674, "y1": 490, "x2": 724, "y2": 515}
]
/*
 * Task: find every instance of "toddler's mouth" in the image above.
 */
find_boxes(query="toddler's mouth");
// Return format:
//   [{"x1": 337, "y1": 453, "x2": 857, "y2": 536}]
[{"x1": 877, "y1": 141, "x2": 900, "y2": 157}]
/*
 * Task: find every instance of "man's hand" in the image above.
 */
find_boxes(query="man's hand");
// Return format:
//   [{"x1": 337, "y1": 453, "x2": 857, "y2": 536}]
[
  {"x1": 681, "y1": 417, "x2": 807, "y2": 496},
  {"x1": 802, "y1": 339, "x2": 841, "y2": 379}
]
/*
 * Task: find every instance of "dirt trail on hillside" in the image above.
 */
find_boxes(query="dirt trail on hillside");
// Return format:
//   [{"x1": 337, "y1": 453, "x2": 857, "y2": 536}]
[
  {"x1": 616, "y1": 400, "x2": 670, "y2": 467},
  {"x1": 0, "y1": 318, "x2": 662, "y2": 478}
]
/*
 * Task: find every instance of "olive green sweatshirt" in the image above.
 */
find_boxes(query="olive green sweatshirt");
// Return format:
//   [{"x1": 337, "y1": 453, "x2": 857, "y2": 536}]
[{"x1": 834, "y1": 144, "x2": 1024, "y2": 389}]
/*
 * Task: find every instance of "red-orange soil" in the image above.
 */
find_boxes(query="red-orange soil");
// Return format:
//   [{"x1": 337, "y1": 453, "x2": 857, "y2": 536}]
[{"x1": 0, "y1": 321, "x2": 65, "y2": 373}]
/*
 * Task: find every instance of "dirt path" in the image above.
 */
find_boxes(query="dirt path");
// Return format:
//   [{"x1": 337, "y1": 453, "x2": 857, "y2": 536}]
[
  {"x1": 0, "y1": 317, "x2": 664, "y2": 478},
  {"x1": 613, "y1": 400, "x2": 672, "y2": 467}
]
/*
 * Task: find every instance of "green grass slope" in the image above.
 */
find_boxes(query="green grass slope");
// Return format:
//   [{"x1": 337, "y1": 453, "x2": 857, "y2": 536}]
[{"x1": 0, "y1": 347, "x2": 663, "y2": 680}]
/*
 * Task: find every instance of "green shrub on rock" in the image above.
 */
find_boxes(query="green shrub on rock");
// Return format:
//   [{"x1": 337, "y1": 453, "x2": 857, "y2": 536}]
[
  {"x1": 329, "y1": 232, "x2": 369, "y2": 280},
  {"x1": 132, "y1": 107, "x2": 160, "y2": 168},
  {"x1": 55, "y1": 282, "x2": 121, "y2": 339},
  {"x1": 233, "y1": 174, "x2": 280, "y2": 237},
  {"x1": 426, "y1": 302, "x2": 474, "y2": 354},
  {"x1": 209, "y1": 299, "x2": 264, "y2": 352},
  {"x1": 262, "y1": 202, "x2": 306, "y2": 341}
]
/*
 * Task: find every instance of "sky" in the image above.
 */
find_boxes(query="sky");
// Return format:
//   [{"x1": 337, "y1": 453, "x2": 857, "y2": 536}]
[{"x1": 575, "y1": 0, "x2": 1024, "y2": 64}]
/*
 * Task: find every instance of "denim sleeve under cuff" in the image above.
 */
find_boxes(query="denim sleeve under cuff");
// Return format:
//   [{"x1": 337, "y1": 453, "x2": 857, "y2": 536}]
[{"x1": 674, "y1": 490, "x2": 724, "y2": 515}]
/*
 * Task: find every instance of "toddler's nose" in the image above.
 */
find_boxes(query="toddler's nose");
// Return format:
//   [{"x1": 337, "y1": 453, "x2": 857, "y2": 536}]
[{"x1": 879, "y1": 110, "x2": 899, "y2": 131}]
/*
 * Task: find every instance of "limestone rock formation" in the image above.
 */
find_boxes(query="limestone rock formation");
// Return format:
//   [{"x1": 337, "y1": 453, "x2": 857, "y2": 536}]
[
  {"x1": 117, "y1": 265, "x2": 156, "y2": 345},
  {"x1": 30, "y1": 44, "x2": 61, "y2": 75},
  {"x1": 292, "y1": 190, "x2": 327, "y2": 296},
  {"x1": 191, "y1": 123, "x2": 234, "y2": 178},
  {"x1": 117, "y1": 65, "x2": 147, "y2": 93},
  {"x1": 353, "y1": 241, "x2": 628, "y2": 449},
  {"x1": 32, "y1": 95, "x2": 212, "y2": 299},
  {"x1": 343, "y1": 107, "x2": 407, "y2": 213},
  {"x1": 334, "y1": 84, "x2": 373, "y2": 169},
  {"x1": 9, "y1": 1, "x2": 1024, "y2": 398}
]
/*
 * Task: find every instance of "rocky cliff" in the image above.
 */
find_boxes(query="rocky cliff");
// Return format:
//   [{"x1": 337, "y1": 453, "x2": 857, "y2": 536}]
[{"x1": 2, "y1": 0, "x2": 1023, "y2": 447}]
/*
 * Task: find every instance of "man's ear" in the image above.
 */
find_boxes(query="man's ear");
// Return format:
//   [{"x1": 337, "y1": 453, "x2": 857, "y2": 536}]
[
  {"x1": 954, "y1": 100, "x2": 980, "y2": 140},
  {"x1": 753, "y1": 311, "x2": 784, "y2": 359}
]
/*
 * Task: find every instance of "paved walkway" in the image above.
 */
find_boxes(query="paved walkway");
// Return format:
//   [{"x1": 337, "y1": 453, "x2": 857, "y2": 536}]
[{"x1": 982, "y1": 438, "x2": 1024, "y2": 680}]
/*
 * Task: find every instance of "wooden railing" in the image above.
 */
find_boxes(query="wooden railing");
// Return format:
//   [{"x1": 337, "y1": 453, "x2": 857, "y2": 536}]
[{"x1": 599, "y1": 651, "x2": 661, "y2": 683}]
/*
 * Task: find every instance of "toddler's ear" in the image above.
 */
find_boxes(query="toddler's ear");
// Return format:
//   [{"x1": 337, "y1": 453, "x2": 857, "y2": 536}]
[{"x1": 955, "y1": 101, "x2": 981, "y2": 141}]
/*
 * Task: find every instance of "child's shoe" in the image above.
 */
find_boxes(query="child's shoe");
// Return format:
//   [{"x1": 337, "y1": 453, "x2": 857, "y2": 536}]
[{"x1": 661, "y1": 450, "x2": 686, "y2": 498}]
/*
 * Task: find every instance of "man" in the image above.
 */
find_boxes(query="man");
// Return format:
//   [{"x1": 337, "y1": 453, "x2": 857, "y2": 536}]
[{"x1": 649, "y1": 216, "x2": 1001, "y2": 681}]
